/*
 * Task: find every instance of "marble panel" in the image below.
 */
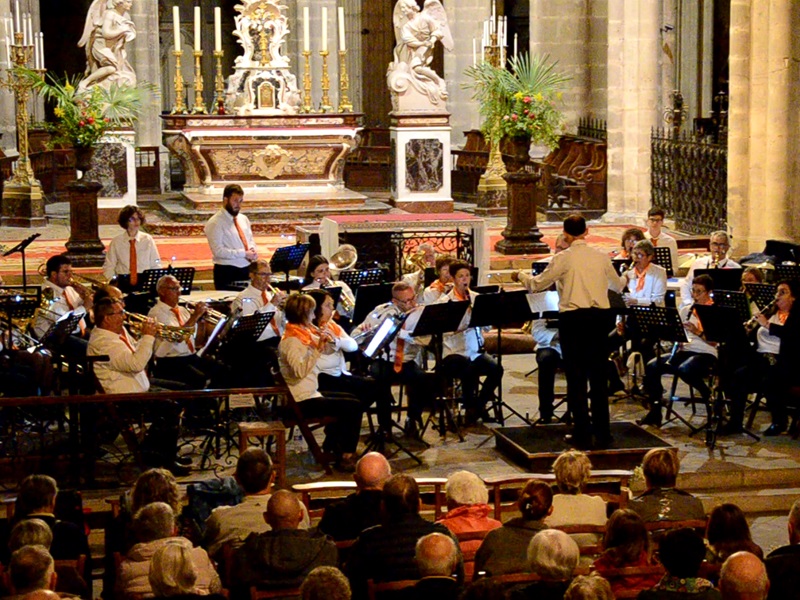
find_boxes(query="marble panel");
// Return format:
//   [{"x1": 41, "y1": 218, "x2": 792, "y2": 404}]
[
  {"x1": 405, "y1": 138, "x2": 443, "y2": 193},
  {"x1": 88, "y1": 143, "x2": 128, "y2": 198}
]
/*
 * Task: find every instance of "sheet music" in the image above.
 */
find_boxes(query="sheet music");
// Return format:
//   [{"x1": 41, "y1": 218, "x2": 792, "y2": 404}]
[{"x1": 527, "y1": 290, "x2": 559, "y2": 314}]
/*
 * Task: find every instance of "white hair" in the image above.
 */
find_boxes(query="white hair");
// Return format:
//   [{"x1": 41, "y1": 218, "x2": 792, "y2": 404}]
[
  {"x1": 527, "y1": 529, "x2": 579, "y2": 581},
  {"x1": 415, "y1": 533, "x2": 458, "y2": 577},
  {"x1": 148, "y1": 542, "x2": 198, "y2": 597},
  {"x1": 445, "y1": 470, "x2": 488, "y2": 505}
]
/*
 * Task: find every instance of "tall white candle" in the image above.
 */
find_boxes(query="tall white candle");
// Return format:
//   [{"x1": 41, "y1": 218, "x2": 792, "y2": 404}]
[
  {"x1": 39, "y1": 32, "x2": 44, "y2": 69},
  {"x1": 26, "y1": 14, "x2": 31, "y2": 49},
  {"x1": 483, "y1": 21, "x2": 488, "y2": 46},
  {"x1": 172, "y1": 6, "x2": 180, "y2": 50},
  {"x1": 214, "y1": 7, "x2": 221, "y2": 52},
  {"x1": 303, "y1": 7, "x2": 310, "y2": 52},
  {"x1": 5, "y1": 37, "x2": 10, "y2": 66},
  {"x1": 22, "y1": 13, "x2": 27, "y2": 45},
  {"x1": 194, "y1": 6, "x2": 200, "y2": 52},
  {"x1": 338, "y1": 6, "x2": 345, "y2": 52},
  {"x1": 321, "y1": 7, "x2": 327, "y2": 52},
  {"x1": 513, "y1": 33, "x2": 518, "y2": 60},
  {"x1": 503, "y1": 16, "x2": 508, "y2": 45},
  {"x1": 32, "y1": 31, "x2": 38, "y2": 67},
  {"x1": 14, "y1": 1, "x2": 19, "y2": 34}
]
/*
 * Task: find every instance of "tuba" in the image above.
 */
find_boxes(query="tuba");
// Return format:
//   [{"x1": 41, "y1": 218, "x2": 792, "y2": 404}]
[{"x1": 329, "y1": 244, "x2": 358, "y2": 273}]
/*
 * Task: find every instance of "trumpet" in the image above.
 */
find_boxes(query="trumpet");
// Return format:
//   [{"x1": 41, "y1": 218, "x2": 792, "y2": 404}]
[
  {"x1": 124, "y1": 311, "x2": 194, "y2": 343},
  {"x1": 744, "y1": 299, "x2": 779, "y2": 333},
  {"x1": 181, "y1": 301, "x2": 226, "y2": 325}
]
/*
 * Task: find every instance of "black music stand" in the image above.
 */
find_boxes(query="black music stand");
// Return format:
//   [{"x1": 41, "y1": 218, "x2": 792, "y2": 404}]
[
  {"x1": 469, "y1": 290, "x2": 534, "y2": 426},
  {"x1": 220, "y1": 312, "x2": 274, "y2": 351},
  {"x1": 338, "y1": 268, "x2": 387, "y2": 289},
  {"x1": 712, "y1": 290, "x2": 751, "y2": 322},
  {"x1": 352, "y1": 283, "x2": 394, "y2": 329},
  {"x1": 653, "y1": 247, "x2": 674, "y2": 278},
  {"x1": 41, "y1": 312, "x2": 83, "y2": 348},
  {"x1": 531, "y1": 261, "x2": 550, "y2": 275},
  {"x1": 774, "y1": 264, "x2": 800, "y2": 283},
  {"x1": 0, "y1": 292, "x2": 39, "y2": 350},
  {"x1": 320, "y1": 285, "x2": 343, "y2": 306},
  {"x1": 612, "y1": 257, "x2": 631, "y2": 276},
  {"x1": 743, "y1": 283, "x2": 777, "y2": 311},
  {"x1": 695, "y1": 268, "x2": 743, "y2": 291},
  {"x1": 270, "y1": 243, "x2": 310, "y2": 282},
  {"x1": 2, "y1": 233, "x2": 40, "y2": 291},
  {"x1": 413, "y1": 301, "x2": 470, "y2": 441},
  {"x1": 140, "y1": 267, "x2": 195, "y2": 295}
]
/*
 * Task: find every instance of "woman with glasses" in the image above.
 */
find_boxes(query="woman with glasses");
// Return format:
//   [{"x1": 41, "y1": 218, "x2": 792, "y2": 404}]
[{"x1": 103, "y1": 205, "x2": 161, "y2": 291}]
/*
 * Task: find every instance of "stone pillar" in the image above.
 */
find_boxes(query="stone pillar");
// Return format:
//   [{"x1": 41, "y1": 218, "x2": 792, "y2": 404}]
[
  {"x1": 728, "y1": 0, "x2": 800, "y2": 255},
  {"x1": 495, "y1": 170, "x2": 548, "y2": 255},
  {"x1": 130, "y1": 0, "x2": 162, "y2": 148},
  {"x1": 64, "y1": 180, "x2": 105, "y2": 268}
]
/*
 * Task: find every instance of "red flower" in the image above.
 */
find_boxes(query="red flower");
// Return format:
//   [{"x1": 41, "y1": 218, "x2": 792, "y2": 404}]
[
  {"x1": 87, "y1": 117, "x2": 95, "y2": 124},
  {"x1": 79, "y1": 121, "x2": 85, "y2": 127},
  {"x1": 523, "y1": 96, "x2": 531, "y2": 103},
  {"x1": 523, "y1": 109, "x2": 529, "y2": 115},
  {"x1": 511, "y1": 114, "x2": 518, "y2": 121}
]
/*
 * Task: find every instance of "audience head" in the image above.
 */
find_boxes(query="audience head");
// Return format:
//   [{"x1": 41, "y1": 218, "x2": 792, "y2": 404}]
[
  {"x1": 284, "y1": 293, "x2": 316, "y2": 325},
  {"x1": 445, "y1": 470, "x2": 488, "y2": 509},
  {"x1": 707, "y1": 503, "x2": 753, "y2": 548},
  {"x1": 17, "y1": 475, "x2": 58, "y2": 516},
  {"x1": 602, "y1": 509, "x2": 649, "y2": 566},
  {"x1": 564, "y1": 574, "x2": 614, "y2": 600},
  {"x1": 131, "y1": 468, "x2": 181, "y2": 514},
  {"x1": 517, "y1": 480, "x2": 553, "y2": 521},
  {"x1": 9, "y1": 519, "x2": 53, "y2": 552},
  {"x1": 459, "y1": 579, "x2": 506, "y2": 600},
  {"x1": 527, "y1": 529, "x2": 579, "y2": 581},
  {"x1": 301, "y1": 567, "x2": 351, "y2": 600},
  {"x1": 20, "y1": 591, "x2": 60, "y2": 600},
  {"x1": 641, "y1": 448, "x2": 680, "y2": 489},
  {"x1": 236, "y1": 448, "x2": 274, "y2": 495},
  {"x1": 552, "y1": 450, "x2": 593, "y2": 495},
  {"x1": 265, "y1": 490, "x2": 304, "y2": 531},
  {"x1": 148, "y1": 541, "x2": 198, "y2": 597},
  {"x1": 415, "y1": 532, "x2": 458, "y2": 578},
  {"x1": 563, "y1": 214, "x2": 587, "y2": 239},
  {"x1": 382, "y1": 475, "x2": 420, "y2": 520},
  {"x1": 133, "y1": 502, "x2": 176, "y2": 543},
  {"x1": 118, "y1": 205, "x2": 145, "y2": 231},
  {"x1": 659, "y1": 527, "x2": 707, "y2": 579},
  {"x1": 354, "y1": 452, "x2": 391, "y2": 491},
  {"x1": 720, "y1": 551, "x2": 769, "y2": 600},
  {"x1": 788, "y1": 499, "x2": 800, "y2": 545},
  {"x1": 9, "y1": 545, "x2": 55, "y2": 594}
]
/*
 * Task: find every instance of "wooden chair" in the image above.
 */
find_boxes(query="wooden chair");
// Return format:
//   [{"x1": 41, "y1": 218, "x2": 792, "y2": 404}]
[
  {"x1": 367, "y1": 579, "x2": 417, "y2": 600},
  {"x1": 594, "y1": 564, "x2": 666, "y2": 595},
  {"x1": 554, "y1": 524, "x2": 607, "y2": 557},
  {"x1": 643, "y1": 518, "x2": 708, "y2": 534},
  {"x1": 250, "y1": 586, "x2": 302, "y2": 600},
  {"x1": 455, "y1": 530, "x2": 490, "y2": 582}
]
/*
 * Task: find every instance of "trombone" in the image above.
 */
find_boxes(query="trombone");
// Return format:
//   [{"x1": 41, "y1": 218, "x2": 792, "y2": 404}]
[{"x1": 124, "y1": 311, "x2": 195, "y2": 343}]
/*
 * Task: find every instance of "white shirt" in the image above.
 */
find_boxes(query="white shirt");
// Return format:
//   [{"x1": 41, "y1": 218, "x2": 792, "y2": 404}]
[
  {"x1": 436, "y1": 289, "x2": 489, "y2": 361},
  {"x1": 103, "y1": 230, "x2": 161, "y2": 280},
  {"x1": 351, "y1": 301, "x2": 428, "y2": 364},
  {"x1": 87, "y1": 327, "x2": 154, "y2": 393},
  {"x1": 204, "y1": 209, "x2": 255, "y2": 268},
  {"x1": 231, "y1": 284, "x2": 285, "y2": 342},
  {"x1": 148, "y1": 299, "x2": 196, "y2": 358},
  {"x1": 621, "y1": 263, "x2": 668, "y2": 306},
  {"x1": 422, "y1": 281, "x2": 449, "y2": 305},
  {"x1": 756, "y1": 313, "x2": 783, "y2": 355},
  {"x1": 316, "y1": 325, "x2": 358, "y2": 376},
  {"x1": 520, "y1": 240, "x2": 623, "y2": 312},
  {"x1": 644, "y1": 230, "x2": 679, "y2": 273},
  {"x1": 680, "y1": 303, "x2": 717, "y2": 357},
  {"x1": 33, "y1": 280, "x2": 87, "y2": 339},
  {"x1": 278, "y1": 335, "x2": 322, "y2": 402},
  {"x1": 302, "y1": 279, "x2": 355, "y2": 318},
  {"x1": 680, "y1": 256, "x2": 742, "y2": 306}
]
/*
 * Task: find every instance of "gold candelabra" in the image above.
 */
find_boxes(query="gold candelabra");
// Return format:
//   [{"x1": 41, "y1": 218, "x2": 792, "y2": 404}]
[
  {"x1": 171, "y1": 49, "x2": 187, "y2": 114},
  {"x1": 319, "y1": 50, "x2": 332, "y2": 113},
  {"x1": 478, "y1": 32, "x2": 507, "y2": 191},
  {"x1": 213, "y1": 50, "x2": 226, "y2": 115},
  {"x1": 301, "y1": 50, "x2": 312, "y2": 113},
  {"x1": 191, "y1": 50, "x2": 207, "y2": 114},
  {"x1": 337, "y1": 50, "x2": 352, "y2": 113}
]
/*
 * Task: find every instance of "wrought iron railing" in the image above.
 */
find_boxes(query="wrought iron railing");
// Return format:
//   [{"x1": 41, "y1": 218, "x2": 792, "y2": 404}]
[{"x1": 577, "y1": 117, "x2": 607, "y2": 140}]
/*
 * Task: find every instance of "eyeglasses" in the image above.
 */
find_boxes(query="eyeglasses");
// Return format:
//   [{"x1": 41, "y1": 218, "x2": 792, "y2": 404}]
[
  {"x1": 632, "y1": 252, "x2": 647, "y2": 259},
  {"x1": 691, "y1": 287, "x2": 707, "y2": 294},
  {"x1": 648, "y1": 217, "x2": 663, "y2": 223},
  {"x1": 710, "y1": 242, "x2": 729, "y2": 249},
  {"x1": 254, "y1": 272, "x2": 272, "y2": 278}
]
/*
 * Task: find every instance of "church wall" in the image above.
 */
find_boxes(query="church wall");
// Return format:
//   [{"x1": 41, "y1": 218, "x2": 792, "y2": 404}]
[
  {"x1": 130, "y1": 0, "x2": 161, "y2": 148},
  {"x1": 587, "y1": 0, "x2": 608, "y2": 121}
]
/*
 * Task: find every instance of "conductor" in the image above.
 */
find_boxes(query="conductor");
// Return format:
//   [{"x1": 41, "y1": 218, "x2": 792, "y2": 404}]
[{"x1": 513, "y1": 215, "x2": 623, "y2": 448}]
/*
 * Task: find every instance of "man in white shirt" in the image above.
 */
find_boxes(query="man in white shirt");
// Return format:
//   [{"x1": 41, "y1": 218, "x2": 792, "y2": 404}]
[
  {"x1": 644, "y1": 207, "x2": 679, "y2": 275},
  {"x1": 102, "y1": 205, "x2": 161, "y2": 290},
  {"x1": 680, "y1": 230, "x2": 742, "y2": 306},
  {"x1": 34, "y1": 255, "x2": 91, "y2": 358},
  {"x1": 230, "y1": 259, "x2": 287, "y2": 344},
  {"x1": 204, "y1": 184, "x2": 258, "y2": 291}
]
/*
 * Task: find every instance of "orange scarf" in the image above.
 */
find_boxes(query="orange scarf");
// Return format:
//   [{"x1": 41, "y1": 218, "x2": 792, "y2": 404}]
[
  {"x1": 283, "y1": 323, "x2": 317, "y2": 347},
  {"x1": 430, "y1": 280, "x2": 446, "y2": 293},
  {"x1": 634, "y1": 263, "x2": 650, "y2": 292},
  {"x1": 778, "y1": 311, "x2": 788, "y2": 325},
  {"x1": 321, "y1": 320, "x2": 345, "y2": 338},
  {"x1": 454, "y1": 289, "x2": 469, "y2": 302}
]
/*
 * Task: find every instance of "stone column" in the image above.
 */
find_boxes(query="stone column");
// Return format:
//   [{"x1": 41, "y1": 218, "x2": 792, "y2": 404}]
[{"x1": 130, "y1": 0, "x2": 162, "y2": 148}]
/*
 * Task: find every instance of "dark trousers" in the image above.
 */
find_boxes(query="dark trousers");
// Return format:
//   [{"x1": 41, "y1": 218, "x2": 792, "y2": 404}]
[
  {"x1": 644, "y1": 351, "x2": 716, "y2": 407},
  {"x1": 296, "y1": 393, "x2": 363, "y2": 454},
  {"x1": 536, "y1": 347, "x2": 563, "y2": 419},
  {"x1": 559, "y1": 308, "x2": 613, "y2": 442},
  {"x1": 152, "y1": 355, "x2": 208, "y2": 390},
  {"x1": 724, "y1": 354, "x2": 778, "y2": 427},
  {"x1": 369, "y1": 359, "x2": 434, "y2": 423},
  {"x1": 441, "y1": 352, "x2": 503, "y2": 412},
  {"x1": 213, "y1": 264, "x2": 249, "y2": 291},
  {"x1": 318, "y1": 372, "x2": 394, "y2": 431}
]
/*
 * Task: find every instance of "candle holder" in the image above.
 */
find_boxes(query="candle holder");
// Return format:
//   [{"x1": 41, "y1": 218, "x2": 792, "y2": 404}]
[
  {"x1": 319, "y1": 50, "x2": 333, "y2": 113},
  {"x1": 478, "y1": 33, "x2": 507, "y2": 193},
  {"x1": 191, "y1": 49, "x2": 207, "y2": 114},
  {"x1": 301, "y1": 50, "x2": 312, "y2": 113},
  {"x1": 337, "y1": 49, "x2": 352, "y2": 113},
  {"x1": 213, "y1": 50, "x2": 226, "y2": 115},
  {"x1": 171, "y1": 49, "x2": 187, "y2": 114}
]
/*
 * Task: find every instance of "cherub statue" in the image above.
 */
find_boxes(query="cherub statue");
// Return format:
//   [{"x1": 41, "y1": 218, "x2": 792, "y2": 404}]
[
  {"x1": 77, "y1": 0, "x2": 137, "y2": 92},
  {"x1": 387, "y1": 0, "x2": 453, "y2": 109}
]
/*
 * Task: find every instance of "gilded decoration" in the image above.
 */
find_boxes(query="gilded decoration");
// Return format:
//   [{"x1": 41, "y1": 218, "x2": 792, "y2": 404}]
[
  {"x1": 208, "y1": 146, "x2": 333, "y2": 179},
  {"x1": 253, "y1": 145, "x2": 290, "y2": 179}
]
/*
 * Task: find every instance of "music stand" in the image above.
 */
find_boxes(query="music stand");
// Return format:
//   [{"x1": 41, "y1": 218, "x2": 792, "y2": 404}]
[
  {"x1": 140, "y1": 267, "x2": 195, "y2": 295},
  {"x1": 612, "y1": 257, "x2": 631, "y2": 276},
  {"x1": 0, "y1": 291, "x2": 39, "y2": 349},
  {"x1": 220, "y1": 312, "x2": 274, "y2": 350},
  {"x1": 774, "y1": 264, "x2": 800, "y2": 283},
  {"x1": 320, "y1": 285, "x2": 343, "y2": 306},
  {"x1": 653, "y1": 247, "x2": 674, "y2": 278},
  {"x1": 412, "y1": 301, "x2": 470, "y2": 441},
  {"x1": 472, "y1": 284, "x2": 500, "y2": 295},
  {"x1": 712, "y1": 290, "x2": 751, "y2": 323},
  {"x1": 338, "y1": 268, "x2": 387, "y2": 289},
  {"x1": 2, "y1": 233, "x2": 41, "y2": 291},
  {"x1": 531, "y1": 261, "x2": 550, "y2": 275},
  {"x1": 695, "y1": 268, "x2": 743, "y2": 292},
  {"x1": 352, "y1": 283, "x2": 394, "y2": 329},
  {"x1": 743, "y1": 283, "x2": 777, "y2": 310},
  {"x1": 41, "y1": 312, "x2": 83, "y2": 348},
  {"x1": 469, "y1": 290, "x2": 534, "y2": 426},
  {"x1": 270, "y1": 243, "x2": 310, "y2": 282}
]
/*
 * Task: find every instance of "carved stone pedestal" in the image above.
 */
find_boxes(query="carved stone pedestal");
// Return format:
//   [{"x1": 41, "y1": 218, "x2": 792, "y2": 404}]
[
  {"x1": 495, "y1": 170, "x2": 549, "y2": 255},
  {"x1": 1, "y1": 180, "x2": 46, "y2": 228},
  {"x1": 65, "y1": 180, "x2": 105, "y2": 267}
]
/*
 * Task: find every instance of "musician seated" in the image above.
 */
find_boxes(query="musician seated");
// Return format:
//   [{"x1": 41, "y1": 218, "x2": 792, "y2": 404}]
[
  {"x1": 307, "y1": 289, "x2": 395, "y2": 435},
  {"x1": 102, "y1": 205, "x2": 161, "y2": 292},
  {"x1": 618, "y1": 228, "x2": 646, "y2": 263},
  {"x1": 302, "y1": 255, "x2": 356, "y2": 330},
  {"x1": 278, "y1": 293, "x2": 364, "y2": 470},
  {"x1": 230, "y1": 259, "x2": 287, "y2": 346},
  {"x1": 639, "y1": 274, "x2": 718, "y2": 427},
  {"x1": 741, "y1": 267, "x2": 765, "y2": 316},
  {"x1": 436, "y1": 260, "x2": 503, "y2": 425},
  {"x1": 351, "y1": 281, "x2": 434, "y2": 438},
  {"x1": 422, "y1": 254, "x2": 456, "y2": 305},
  {"x1": 680, "y1": 230, "x2": 741, "y2": 306}
]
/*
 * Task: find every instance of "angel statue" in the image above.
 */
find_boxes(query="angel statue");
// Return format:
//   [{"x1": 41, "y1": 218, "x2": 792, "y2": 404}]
[
  {"x1": 387, "y1": 0, "x2": 453, "y2": 110},
  {"x1": 77, "y1": 0, "x2": 137, "y2": 92}
]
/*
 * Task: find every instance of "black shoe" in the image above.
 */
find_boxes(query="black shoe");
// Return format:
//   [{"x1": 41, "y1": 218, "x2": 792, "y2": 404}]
[
  {"x1": 167, "y1": 462, "x2": 191, "y2": 477},
  {"x1": 175, "y1": 455, "x2": 193, "y2": 466},
  {"x1": 563, "y1": 434, "x2": 593, "y2": 450},
  {"x1": 637, "y1": 408, "x2": 662, "y2": 427},
  {"x1": 403, "y1": 418, "x2": 419, "y2": 438},
  {"x1": 719, "y1": 422, "x2": 743, "y2": 436},
  {"x1": 764, "y1": 423, "x2": 787, "y2": 436},
  {"x1": 538, "y1": 415, "x2": 553, "y2": 425}
]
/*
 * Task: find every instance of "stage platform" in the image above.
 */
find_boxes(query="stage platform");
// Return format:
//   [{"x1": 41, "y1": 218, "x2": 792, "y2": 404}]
[{"x1": 494, "y1": 421, "x2": 672, "y2": 471}]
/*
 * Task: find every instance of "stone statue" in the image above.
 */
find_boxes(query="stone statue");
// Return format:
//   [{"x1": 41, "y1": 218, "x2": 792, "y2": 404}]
[
  {"x1": 387, "y1": 0, "x2": 453, "y2": 112},
  {"x1": 77, "y1": 0, "x2": 137, "y2": 92}
]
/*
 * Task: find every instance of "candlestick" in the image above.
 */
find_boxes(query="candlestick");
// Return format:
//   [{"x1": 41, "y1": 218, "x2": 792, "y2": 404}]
[
  {"x1": 303, "y1": 7, "x2": 310, "y2": 53},
  {"x1": 213, "y1": 49, "x2": 225, "y2": 114},
  {"x1": 191, "y1": 49, "x2": 206, "y2": 114},
  {"x1": 338, "y1": 49, "x2": 352, "y2": 112},
  {"x1": 319, "y1": 50, "x2": 332, "y2": 112},
  {"x1": 338, "y1": 6, "x2": 346, "y2": 52},
  {"x1": 173, "y1": 6, "x2": 180, "y2": 50},
  {"x1": 214, "y1": 7, "x2": 221, "y2": 53},
  {"x1": 301, "y1": 49, "x2": 312, "y2": 113},
  {"x1": 171, "y1": 49, "x2": 187, "y2": 114},
  {"x1": 194, "y1": 6, "x2": 200, "y2": 52},
  {"x1": 321, "y1": 7, "x2": 327, "y2": 52}
]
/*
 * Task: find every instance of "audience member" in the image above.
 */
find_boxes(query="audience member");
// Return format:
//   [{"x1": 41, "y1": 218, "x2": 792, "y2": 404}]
[
  {"x1": 19, "y1": 591, "x2": 60, "y2": 600},
  {"x1": 628, "y1": 449, "x2": 705, "y2": 523},
  {"x1": 346, "y1": 475, "x2": 461, "y2": 600},
  {"x1": 706, "y1": 504, "x2": 763, "y2": 564},
  {"x1": 7, "y1": 546, "x2": 56, "y2": 600},
  {"x1": 232, "y1": 490, "x2": 337, "y2": 590},
  {"x1": 436, "y1": 471, "x2": 501, "y2": 581},
  {"x1": 473, "y1": 480, "x2": 553, "y2": 577},
  {"x1": 204, "y1": 449, "x2": 310, "y2": 560},
  {"x1": 117, "y1": 503, "x2": 221, "y2": 599},
  {"x1": 403, "y1": 533, "x2": 461, "y2": 600},
  {"x1": 564, "y1": 574, "x2": 614, "y2": 600},
  {"x1": 720, "y1": 551, "x2": 769, "y2": 600},
  {"x1": 764, "y1": 499, "x2": 800, "y2": 600},
  {"x1": 457, "y1": 579, "x2": 505, "y2": 600},
  {"x1": 300, "y1": 567, "x2": 351, "y2": 600},
  {"x1": 507, "y1": 529, "x2": 579, "y2": 600},
  {"x1": 318, "y1": 452, "x2": 391, "y2": 542},
  {"x1": 148, "y1": 542, "x2": 227, "y2": 600},
  {"x1": 591, "y1": 509, "x2": 661, "y2": 596}
]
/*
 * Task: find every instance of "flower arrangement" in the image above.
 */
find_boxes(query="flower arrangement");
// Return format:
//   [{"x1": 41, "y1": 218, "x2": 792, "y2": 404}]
[{"x1": 464, "y1": 53, "x2": 569, "y2": 149}]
